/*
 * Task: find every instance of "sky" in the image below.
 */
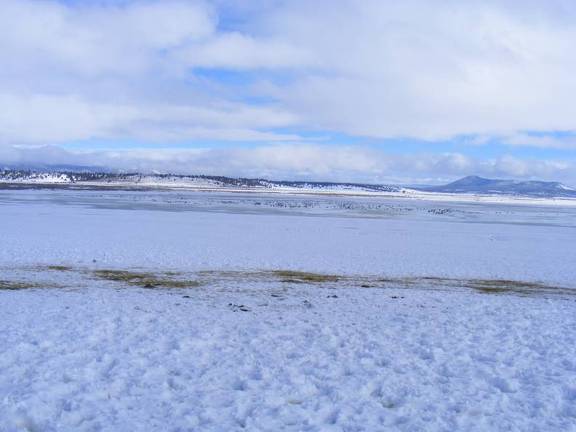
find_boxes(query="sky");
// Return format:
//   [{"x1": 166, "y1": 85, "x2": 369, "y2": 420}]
[{"x1": 1, "y1": 0, "x2": 576, "y2": 185}]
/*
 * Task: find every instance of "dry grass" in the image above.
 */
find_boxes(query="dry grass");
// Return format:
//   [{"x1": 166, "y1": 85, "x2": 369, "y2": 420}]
[
  {"x1": 6, "y1": 264, "x2": 573, "y2": 298},
  {"x1": 271, "y1": 270, "x2": 341, "y2": 283},
  {"x1": 0, "y1": 280, "x2": 40, "y2": 290},
  {"x1": 92, "y1": 270, "x2": 200, "y2": 289},
  {"x1": 383, "y1": 275, "x2": 570, "y2": 297},
  {"x1": 176, "y1": 270, "x2": 571, "y2": 298},
  {"x1": 379, "y1": 277, "x2": 419, "y2": 286},
  {"x1": 46, "y1": 265, "x2": 73, "y2": 271},
  {"x1": 464, "y1": 279, "x2": 554, "y2": 295}
]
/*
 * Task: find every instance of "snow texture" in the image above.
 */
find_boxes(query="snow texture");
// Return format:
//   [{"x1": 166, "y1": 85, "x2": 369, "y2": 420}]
[{"x1": 1, "y1": 189, "x2": 576, "y2": 431}]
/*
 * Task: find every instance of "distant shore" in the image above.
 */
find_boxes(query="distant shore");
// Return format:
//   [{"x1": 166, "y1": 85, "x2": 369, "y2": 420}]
[{"x1": 3, "y1": 179, "x2": 576, "y2": 207}]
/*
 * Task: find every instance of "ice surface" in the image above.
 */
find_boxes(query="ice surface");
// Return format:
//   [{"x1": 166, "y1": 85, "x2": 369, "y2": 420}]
[
  {"x1": 1, "y1": 189, "x2": 575, "y2": 284},
  {"x1": 1, "y1": 189, "x2": 576, "y2": 431}
]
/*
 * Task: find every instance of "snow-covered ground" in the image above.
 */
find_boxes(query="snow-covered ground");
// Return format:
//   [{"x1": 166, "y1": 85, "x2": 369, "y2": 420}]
[{"x1": 1, "y1": 189, "x2": 576, "y2": 431}]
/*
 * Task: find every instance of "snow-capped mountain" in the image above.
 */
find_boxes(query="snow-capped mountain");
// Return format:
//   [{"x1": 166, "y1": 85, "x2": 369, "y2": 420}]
[{"x1": 418, "y1": 175, "x2": 576, "y2": 198}]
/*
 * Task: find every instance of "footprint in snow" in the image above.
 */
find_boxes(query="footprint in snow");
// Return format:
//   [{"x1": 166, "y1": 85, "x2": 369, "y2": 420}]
[{"x1": 228, "y1": 303, "x2": 250, "y2": 312}]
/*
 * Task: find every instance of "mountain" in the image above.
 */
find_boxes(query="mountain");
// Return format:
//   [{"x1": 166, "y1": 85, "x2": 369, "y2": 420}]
[
  {"x1": 418, "y1": 175, "x2": 576, "y2": 198},
  {"x1": 0, "y1": 169, "x2": 402, "y2": 194},
  {"x1": 2, "y1": 169, "x2": 575, "y2": 199}
]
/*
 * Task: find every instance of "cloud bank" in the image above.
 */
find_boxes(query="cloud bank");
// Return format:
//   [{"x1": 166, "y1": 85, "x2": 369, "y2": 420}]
[{"x1": 1, "y1": 0, "x2": 576, "y2": 181}]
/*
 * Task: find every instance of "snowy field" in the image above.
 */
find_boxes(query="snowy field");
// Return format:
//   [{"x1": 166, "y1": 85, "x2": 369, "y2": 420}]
[{"x1": 1, "y1": 188, "x2": 576, "y2": 431}]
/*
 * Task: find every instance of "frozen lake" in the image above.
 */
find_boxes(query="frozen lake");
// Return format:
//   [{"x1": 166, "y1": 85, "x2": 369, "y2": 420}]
[{"x1": 1, "y1": 188, "x2": 575, "y2": 285}]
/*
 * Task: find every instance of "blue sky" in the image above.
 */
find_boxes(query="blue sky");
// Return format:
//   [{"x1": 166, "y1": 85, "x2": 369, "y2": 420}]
[
  {"x1": 1, "y1": 0, "x2": 576, "y2": 184},
  {"x1": 60, "y1": 131, "x2": 576, "y2": 160}
]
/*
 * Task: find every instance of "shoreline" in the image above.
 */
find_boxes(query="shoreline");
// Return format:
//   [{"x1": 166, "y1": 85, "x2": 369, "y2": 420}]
[{"x1": 2, "y1": 180, "x2": 576, "y2": 207}]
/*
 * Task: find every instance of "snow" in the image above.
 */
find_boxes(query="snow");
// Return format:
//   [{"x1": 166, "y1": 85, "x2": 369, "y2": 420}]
[
  {"x1": 2, "y1": 281, "x2": 576, "y2": 431},
  {"x1": 0, "y1": 173, "x2": 72, "y2": 184},
  {"x1": 1, "y1": 189, "x2": 575, "y2": 285},
  {"x1": 4, "y1": 172, "x2": 576, "y2": 205},
  {"x1": 1, "y1": 188, "x2": 576, "y2": 431}
]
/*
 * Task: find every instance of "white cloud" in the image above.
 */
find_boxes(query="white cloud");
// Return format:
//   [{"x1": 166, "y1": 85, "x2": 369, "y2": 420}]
[
  {"x1": 0, "y1": 91, "x2": 298, "y2": 145},
  {"x1": 502, "y1": 133, "x2": 576, "y2": 150},
  {"x1": 0, "y1": 0, "x2": 215, "y2": 76},
  {"x1": 176, "y1": 33, "x2": 315, "y2": 69},
  {"x1": 261, "y1": 0, "x2": 576, "y2": 139},
  {"x1": 0, "y1": 0, "x2": 300, "y2": 145},
  {"x1": 0, "y1": 0, "x2": 576, "y2": 182},
  {"x1": 0, "y1": 94, "x2": 138, "y2": 143}
]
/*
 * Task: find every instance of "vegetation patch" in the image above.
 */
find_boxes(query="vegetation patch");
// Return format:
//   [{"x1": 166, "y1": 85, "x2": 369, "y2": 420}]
[
  {"x1": 46, "y1": 265, "x2": 73, "y2": 272},
  {"x1": 390, "y1": 277, "x2": 419, "y2": 286},
  {"x1": 271, "y1": 270, "x2": 341, "y2": 283},
  {"x1": 8, "y1": 265, "x2": 570, "y2": 298},
  {"x1": 419, "y1": 276, "x2": 449, "y2": 283},
  {"x1": 0, "y1": 280, "x2": 41, "y2": 290},
  {"x1": 466, "y1": 279, "x2": 553, "y2": 295},
  {"x1": 196, "y1": 270, "x2": 264, "y2": 280},
  {"x1": 92, "y1": 270, "x2": 200, "y2": 289},
  {"x1": 362, "y1": 275, "x2": 571, "y2": 298}
]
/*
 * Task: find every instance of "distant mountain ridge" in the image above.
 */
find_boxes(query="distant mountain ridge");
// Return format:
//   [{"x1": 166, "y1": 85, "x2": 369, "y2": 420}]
[
  {"x1": 0, "y1": 169, "x2": 402, "y2": 193},
  {"x1": 1, "y1": 169, "x2": 575, "y2": 199},
  {"x1": 417, "y1": 175, "x2": 576, "y2": 198}
]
